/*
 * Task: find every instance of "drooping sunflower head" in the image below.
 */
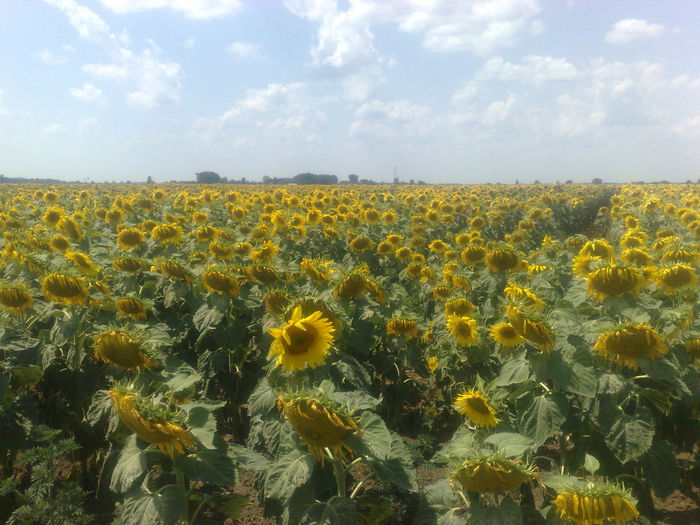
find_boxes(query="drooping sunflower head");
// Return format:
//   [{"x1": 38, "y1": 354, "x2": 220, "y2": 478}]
[
  {"x1": 386, "y1": 318, "x2": 419, "y2": 338},
  {"x1": 503, "y1": 282, "x2": 545, "y2": 312},
  {"x1": 263, "y1": 290, "x2": 291, "y2": 315},
  {"x1": 94, "y1": 330, "x2": 158, "y2": 370},
  {"x1": 65, "y1": 250, "x2": 100, "y2": 276},
  {"x1": 445, "y1": 298, "x2": 475, "y2": 317},
  {"x1": 151, "y1": 223, "x2": 183, "y2": 245},
  {"x1": 269, "y1": 306, "x2": 335, "y2": 371},
  {"x1": 446, "y1": 315, "x2": 479, "y2": 347},
  {"x1": 300, "y1": 259, "x2": 332, "y2": 283},
  {"x1": 505, "y1": 305, "x2": 554, "y2": 352},
  {"x1": 348, "y1": 235, "x2": 373, "y2": 253},
  {"x1": 115, "y1": 297, "x2": 148, "y2": 320},
  {"x1": 655, "y1": 264, "x2": 698, "y2": 294},
  {"x1": 246, "y1": 265, "x2": 280, "y2": 285},
  {"x1": 49, "y1": 234, "x2": 72, "y2": 253},
  {"x1": 484, "y1": 248, "x2": 521, "y2": 272},
  {"x1": 585, "y1": 265, "x2": 647, "y2": 301},
  {"x1": 571, "y1": 254, "x2": 603, "y2": 278},
  {"x1": 334, "y1": 273, "x2": 367, "y2": 299},
  {"x1": 578, "y1": 239, "x2": 615, "y2": 261},
  {"x1": 594, "y1": 323, "x2": 666, "y2": 370},
  {"x1": 201, "y1": 270, "x2": 240, "y2": 296},
  {"x1": 113, "y1": 257, "x2": 149, "y2": 273},
  {"x1": 152, "y1": 259, "x2": 193, "y2": 282},
  {"x1": 660, "y1": 248, "x2": 699, "y2": 265},
  {"x1": 109, "y1": 386, "x2": 193, "y2": 457},
  {"x1": 432, "y1": 285, "x2": 452, "y2": 301},
  {"x1": 685, "y1": 338, "x2": 700, "y2": 362},
  {"x1": 277, "y1": 393, "x2": 360, "y2": 462},
  {"x1": 0, "y1": 286, "x2": 33, "y2": 315},
  {"x1": 451, "y1": 455, "x2": 534, "y2": 493},
  {"x1": 552, "y1": 481, "x2": 639, "y2": 525},
  {"x1": 620, "y1": 248, "x2": 654, "y2": 267},
  {"x1": 56, "y1": 216, "x2": 83, "y2": 242},
  {"x1": 117, "y1": 228, "x2": 146, "y2": 251},
  {"x1": 42, "y1": 273, "x2": 87, "y2": 306},
  {"x1": 490, "y1": 322, "x2": 525, "y2": 348},
  {"x1": 454, "y1": 389, "x2": 498, "y2": 428},
  {"x1": 209, "y1": 241, "x2": 234, "y2": 260}
]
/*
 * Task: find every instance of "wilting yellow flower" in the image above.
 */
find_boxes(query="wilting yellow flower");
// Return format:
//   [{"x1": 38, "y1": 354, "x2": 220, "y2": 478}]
[
  {"x1": 246, "y1": 265, "x2": 279, "y2": 285},
  {"x1": 42, "y1": 206, "x2": 64, "y2": 227},
  {"x1": 151, "y1": 223, "x2": 183, "y2": 245},
  {"x1": 490, "y1": 322, "x2": 525, "y2": 347},
  {"x1": 109, "y1": 389, "x2": 194, "y2": 457},
  {"x1": 451, "y1": 456, "x2": 533, "y2": 493},
  {"x1": 49, "y1": 234, "x2": 71, "y2": 253},
  {"x1": 427, "y1": 356, "x2": 439, "y2": 372},
  {"x1": 201, "y1": 270, "x2": 240, "y2": 296},
  {"x1": 571, "y1": 255, "x2": 602, "y2": 278},
  {"x1": 113, "y1": 257, "x2": 148, "y2": 273},
  {"x1": 585, "y1": 265, "x2": 647, "y2": 301},
  {"x1": 56, "y1": 216, "x2": 83, "y2": 241},
  {"x1": 0, "y1": 286, "x2": 33, "y2": 314},
  {"x1": 553, "y1": 484, "x2": 639, "y2": 525},
  {"x1": 334, "y1": 274, "x2": 367, "y2": 299},
  {"x1": 348, "y1": 235, "x2": 373, "y2": 253},
  {"x1": 485, "y1": 248, "x2": 520, "y2": 272},
  {"x1": 594, "y1": 323, "x2": 666, "y2": 369},
  {"x1": 269, "y1": 306, "x2": 335, "y2": 370},
  {"x1": 152, "y1": 259, "x2": 193, "y2": 282},
  {"x1": 300, "y1": 259, "x2": 332, "y2": 283},
  {"x1": 65, "y1": 251, "x2": 99, "y2": 276},
  {"x1": 446, "y1": 315, "x2": 479, "y2": 347},
  {"x1": 578, "y1": 239, "x2": 615, "y2": 261},
  {"x1": 661, "y1": 248, "x2": 698, "y2": 265},
  {"x1": 461, "y1": 245, "x2": 487, "y2": 266},
  {"x1": 504, "y1": 282, "x2": 545, "y2": 312},
  {"x1": 506, "y1": 305, "x2": 554, "y2": 352},
  {"x1": 94, "y1": 330, "x2": 158, "y2": 370},
  {"x1": 685, "y1": 339, "x2": 700, "y2": 362},
  {"x1": 620, "y1": 248, "x2": 654, "y2": 267},
  {"x1": 42, "y1": 273, "x2": 87, "y2": 306},
  {"x1": 454, "y1": 390, "x2": 498, "y2": 428},
  {"x1": 386, "y1": 318, "x2": 419, "y2": 338},
  {"x1": 278, "y1": 395, "x2": 359, "y2": 462},
  {"x1": 445, "y1": 298, "x2": 474, "y2": 317},
  {"x1": 263, "y1": 290, "x2": 291, "y2": 315},
  {"x1": 432, "y1": 285, "x2": 452, "y2": 301},
  {"x1": 117, "y1": 228, "x2": 146, "y2": 250},
  {"x1": 252, "y1": 240, "x2": 280, "y2": 263},
  {"x1": 115, "y1": 297, "x2": 148, "y2": 320},
  {"x1": 655, "y1": 264, "x2": 697, "y2": 294}
]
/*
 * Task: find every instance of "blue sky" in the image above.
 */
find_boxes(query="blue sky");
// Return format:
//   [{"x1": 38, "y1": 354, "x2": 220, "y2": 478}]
[{"x1": 1, "y1": 0, "x2": 699, "y2": 183}]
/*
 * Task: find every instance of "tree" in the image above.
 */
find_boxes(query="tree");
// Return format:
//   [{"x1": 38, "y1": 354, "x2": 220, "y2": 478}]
[
  {"x1": 348, "y1": 174, "x2": 359, "y2": 184},
  {"x1": 592, "y1": 177, "x2": 603, "y2": 184},
  {"x1": 196, "y1": 171, "x2": 222, "y2": 184},
  {"x1": 146, "y1": 176, "x2": 154, "y2": 184}
]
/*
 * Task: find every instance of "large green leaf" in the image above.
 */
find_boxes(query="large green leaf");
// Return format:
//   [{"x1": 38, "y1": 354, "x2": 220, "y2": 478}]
[
  {"x1": 119, "y1": 485, "x2": 186, "y2": 525},
  {"x1": 248, "y1": 378, "x2": 277, "y2": 417},
  {"x1": 433, "y1": 426, "x2": 475, "y2": 463},
  {"x1": 174, "y1": 448, "x2": 236, "y2": 486},
  {"x1": 518, "y1": 394, "x2": 568, "y2": 447},
  {"x1": 437, "y1": 510, "x2": 468, "y2": 525},
  {"x1": 495, "y1": 359, "x2": 531, "y2": 387},
  {"x1": 641, "y1": 440, "x2": 679, "y2": 498},
  {"x1": 228, "y1": 443, "x2": 271, "y2": 471},
  {"x1": 110, "y1": 435, "x2": 149, "y2": 494},
  {"x1": 467, "y1": 497, "x2": 523, "y2": 525},
  {"x1": 264, "y1": 449, "x2": 315, "y2": 500},
  {"x1": 193, "y1": 303, "x2": 224, "y2": 332},
  {"x1": 605, "y1": 407, "x2": 654, "y2": 464},
  {"x1": 300, "y1": 496, "x2": 358, "y2": 525},
  {"x1": 483, "y1": 432, "x2": 535, "y2": 457}
]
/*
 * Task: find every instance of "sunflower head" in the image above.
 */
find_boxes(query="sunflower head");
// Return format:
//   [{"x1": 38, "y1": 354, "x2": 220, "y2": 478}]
[
  {"x1": 505, "y1": 305, "x2": 554, "y2": 352},
  {"x1": 348, "y1": 235, "x2": 373, "y2": 253},
  {"x1": 117, "y1": 228, "x2": 146, "y2": 250},
  {"x1": 65, "y1": 251, "x2": 99, "y2": 276},
  {"x1": 334, "y1": 274, "x2": 367, "y2": 299},
  {"x1": 42, "y1": 273, "x2": 87, "y2": 306},
  {"x1": 553, "y1": 481, "x2": 639, "y2": 525},
  {"x1": 655, "y1": 264, "x2": 698, "y2": 294},
  {"x1": 94, "y1": 330, "x2": 159, "y2": 370},
  {"x1": 594, "y1": 323, "x2": 666, "y2": 370},
  {"x1": 152, "y1": 259, "x2": 193, "y2": 282},
  {"x1": 246, "y1": 265, "x2": 280, "y2": 285},
  {"x1": 201, "y1": 270, "x2": 240, "y2": 296},
  {"x1": 151, "y1": 223, "x2": 183, "y2": 245},
  {"x1": 578, "y1": 239, "x2": 615, "y2": 261},
  {"x1": 484, "y1": 248, "x2": 521, "y2": 272},
  {"x1": 49, "y1": 234, "x2": 72, "y2": 253},
  {"x1": 432, "y1": 285, "x2": 452, "y2": 301},
  {"x1": 454, "y1": 389, "x2": 498, "y2": 428},
  {"x1": 451, "y1": 455, "x2": 534, "y2": 493},
  {"x1": 585, "y1": 265, "x2": 647, "y2": 301},
  {"x1": 113, "y1": 257, "x2": 149, "y2": 273},
  {"x1": 504, "y1": 282, "x2": 545, "y2": 312},
  {"x1": 0, "y1": 286, "x2": 33, "y2": 315},
  {"x1": 446, "y1": 315, "x2": 479, "y2": 347},
  {"x1": 109, "y1": 387, "x2": 193, "y2": 457},
  {"x1": 386, "y1": 318, "x2": 419, "y2": 338},
  {"x1": 686, "y1": 339, "x2": 700, "y2": 362},
  {"x1": 115, "y1": 297, "x2": 148, "y2": 320},
  {"x1": 278, "y1": 393, "x2": 360, "y2": 462},
  {"x1": 445, "y1": 298, "x2": 474, "y2": 317},
  {"x1": 263, "y1": 290, "x2": 291, "y2": 314},
  {"x1": 490, "y1": 322, "x2": 525, "y2": 347},
  {"x1": 269, "y1": 306, "x2": 335, "y2": 370}
]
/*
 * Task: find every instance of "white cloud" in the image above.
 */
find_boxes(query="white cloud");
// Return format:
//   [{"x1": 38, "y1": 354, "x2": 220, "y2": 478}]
[
  {"x1": 70, "y1": 83, "x2": 103, "y2": 102},
  {"x1": 78, "y1": 117, "x2": 98, "y2": 131},
  {"x1": 605, "y1": 19, "x2": 664, "y2": 44},
  {"x1": 46, "y1": 0, "x2": 182, "y2": 109},
  {"x1": 184, "y1": 38, "x2": 195, "y2": 50},
  {"x1": 97, "y1": 0, "x2": 242, "y2": 19},
  {"x1": 34, "y1": 49, "x2": 69, "y2": 65},
  {"x1": 43, "y1": 123, "x2": 68, "y2": 134},
  {"x1": 481, "y1": 94, "x2": 517, "y2": 126},
  {"x1": 193, "y1": 82, "x2": 325, "y2": 143},
  {"x1": 226, "y1": 42, "x2": 263, "y2": 60},
  {"x1": 350, "y1": 99, "x2": 433, "y2": 140},
  {"x1": 674, "y1": 115, "x2": 700, "y2": 139},
  {"x1": 552, "y1": 94, "x2": 604, "y2": 137},
  {"x1": 477, "y1": 55, "x2": 579, "y2": 85}
]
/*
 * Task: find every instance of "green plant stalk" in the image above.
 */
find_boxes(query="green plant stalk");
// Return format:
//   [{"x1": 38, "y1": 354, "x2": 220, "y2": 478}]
[
  {"x1": 326, "y1": 448, "x2": 347, "y2": 498},
  {"x1": 176, "y1": 468, "x2": 189, "y2": 524},
  {"x1": 189, "y1": 493, "x2": 216, "y2": 525}
]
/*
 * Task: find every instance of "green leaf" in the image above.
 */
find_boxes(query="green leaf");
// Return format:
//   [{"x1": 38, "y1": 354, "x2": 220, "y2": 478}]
[
  {"x1": 10, "y1": 365, "x2": 42, "y2": 387},
  {"x1": 300, "y1": 496, "x2": 358, "y2": 525},
  {"x1": 437, "y1": 510, "x2": 467, "y2": 525},
  {"x1": 641, "y1": 440, "x2": 679, "y2": 498},
  {"x1": 110, "y1": 435, "x2": 149, "y2": 494},
  {"x1": 183, "y1": 401, "x2": 224, "y2": 449},
  {"x1": 364, "y1": 431, "x2": 417, "y2": 491},
  {"x1": 540, "y1": 474, "x2": 585, "y2": 492},
  {"x1": 264, "y1": 449, "x2": 315, "y2": 500},
  {"x1": 162, "y1": 356, "x2": 202, "y2": 394},
  {"x1": 434, "y1": 426, "x2": 475, "y2": 463},
  {"x1": 174, "y1": 448, "x2": 236, "y2": 486},
  {"x1": 467, "y1": 497, "x2": 523, "y2": 525},
  {"x1": 119, "y1": 485, "x2": 186, "y2": 525},
  {"x1": 518, "y1": 394, "x2": 568, "y2": 447},
  {"x1": 347, "y1": 412, "x2": 392, "y2": 459},
  {"x1": 495, "y1": 359, "x2": 531, "y2": 387},
  {"x1": 583, "y1": 453, "x2": 600, "y2": 475},
  {"x1": 605, "y1": 407, "x2": 655, "y2": 464},
  {"x1": 193, "y1": 304, "x2": 223, "y2": 332},
  {"x1": 597, "y1": 373, "x2": 625, "y2": 395},
  {"x1": 210, "y1": 494, "x2": 249, "y2": 520},
  {"x1": 483, "y1": 433, "x2": 535, "y2": 457},
  {"x1": 228, "y1": 443, "x2": 271, "y2": 471},
  {"x1": 248, "y1": 378, "x2": 277, "y2": 417}
]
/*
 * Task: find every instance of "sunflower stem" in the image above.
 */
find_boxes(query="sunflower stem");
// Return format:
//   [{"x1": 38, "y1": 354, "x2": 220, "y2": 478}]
[
  {"x1": 176, "y1": 468, "x2": 189, "y2": 524},
  {"x1": 326, "y1": 448, "x2": 347, "y2": 498}
]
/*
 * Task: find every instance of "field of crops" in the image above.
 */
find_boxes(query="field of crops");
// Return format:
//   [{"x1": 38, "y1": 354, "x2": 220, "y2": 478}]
[{"x1": 1, "y1": 183, "x2": 699, "y2": 525}]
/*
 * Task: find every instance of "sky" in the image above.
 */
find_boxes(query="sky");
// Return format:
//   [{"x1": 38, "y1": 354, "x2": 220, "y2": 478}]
[{"x1": 0, "y1": 0, "x2": 699, "y2": 184}]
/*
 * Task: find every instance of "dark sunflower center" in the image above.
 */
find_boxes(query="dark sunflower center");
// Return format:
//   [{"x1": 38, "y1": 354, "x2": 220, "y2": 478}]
[{"x1": 284, "y1": 324, "x2": 316, "y2": 355}]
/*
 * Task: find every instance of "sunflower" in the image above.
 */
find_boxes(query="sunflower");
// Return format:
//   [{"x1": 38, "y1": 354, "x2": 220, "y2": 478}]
[
  {"x1": 269, "y1": 306, "x2": 335, "y2": 370},
  {"x1": 490, "y1": 322, "x2": 525, "y2": 347},
  {"x1": 115, "y1": 297, "x2": 148, "y2": 320},
  {"x1": 300, "y1": 259, "x2": 332, "y2": 283},
  {"x1": 334, "y1": 274, "x2": 367, "y2": 299},
  {"x1": 42, "y1": 206, "x2": 64, "y2": 227},
  {"x1": 661, "y1": 248, "x2": 698, "y2": 265},
  {"x1": 505, "y1": 305, "x2": 554, "y2": 352},
  {"x1": 0, "y1": 286, "x2": 33, "y2": 315},
  {"x1": 65, "y1": 251, "x2": 99, "y2": 276},
  {"x1": 485, "y1": 248, "x2": 520, "y2": 272},
  {"x1": 685, "y1": 339, "x2": 700, "y2": 362},
  {"x1": 571, "y1": 255, "x2": 602, "y2": 278},
  {"x1": 109, "y1": 389, "x2": 194, "y2": 458},
  {"x1": 454, "y1": 390, "x2": 498, "y2": 428},
  {"x1": 56, "y1": 216, "x2": 83, "y2": 241},
  {"x1": 386, "y1": 318, "x2": 419, "y2": 338},
  {"x1": 578, "y1": 239, "x2": 615, "y2": 261},
  {"x1": 251, "y1": 240, "x2": 280, "y2": 263},
  {"x1": 94, "y1": 330, "x2": 158, "y2": 370},
  {"x1": 585, "y1": 265, "x2": 647, "y2": 301},
  {"x1": 594, "y1": 323, "x2": 666, "y2": 369},
  {"x1": 348, "y1": 235, "x2": 373, "y2": 253},
  {"x1": 445, "y1": 298, "x2": 474, "y2": 317},
  {"x1": 278, "y1": 394, "x2": 359, "y2": 462},
  {"x1": 432, "y1": 285, "x2": 452, "y2": 301},
  {"x1": 49, "y1": 234, "x2": 72, "y2": 253},
  {"x1": 553, "y1": 483, "x2": 639, "y2": 525},
  {"x1": 117, "y1": 228, "x2": 146, "y2": 250},
  {"x1": 151, "y1": 223, "x2": 183, "y2": 245},
  {"x1": 246, "y1": 265, "x2": 279, "y2": 285},
  {"x1": 152, "y1": 259, "x2": 193, "y2": 282},
  {"x1": 113, "y1": 257, "x2": 148, "y2": 273},
  {"x1": 201, "y1": 270, "x2": 240, "y2": 296},
  {"x1": 655, "y1": 264, "x2": 697, "y2": 294},
  {"x1": 451, "y1": 455, "x2": 533, "y2": 493},
  {"x1": 42, "y1": 273, "x2": 87, "y2": 306},
  {"x1": 504, "y1": 283, "x2": 545, "y2": 312},
  {"x1": 427, "y1": 356, "x2": 439, "y2": 372},
  {"x1": 446, "y1": 315, "x2": 479, "y2": 347},
  {"x1": 263, "y1": 290, "x2": 291, "y2": 315}
]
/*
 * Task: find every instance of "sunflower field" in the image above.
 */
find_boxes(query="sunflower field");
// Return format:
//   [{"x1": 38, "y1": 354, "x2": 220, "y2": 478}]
[{"x1": 1, "y1": 183, "x2": 700, "y2": 525}]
